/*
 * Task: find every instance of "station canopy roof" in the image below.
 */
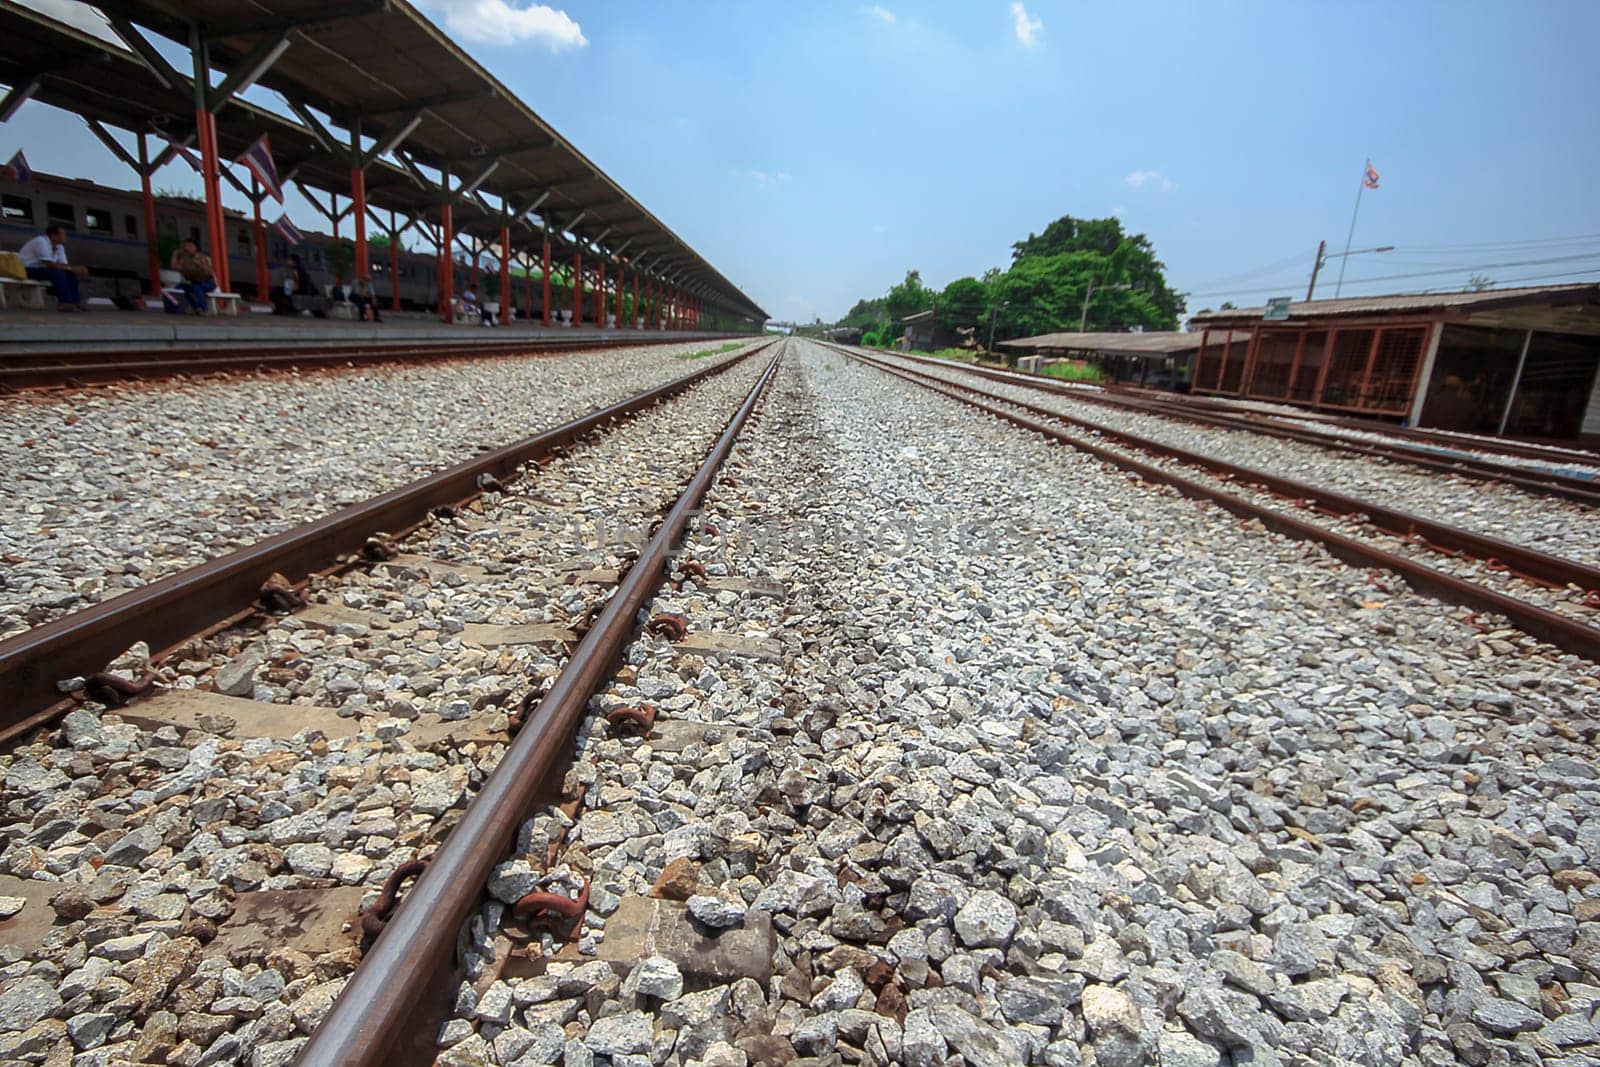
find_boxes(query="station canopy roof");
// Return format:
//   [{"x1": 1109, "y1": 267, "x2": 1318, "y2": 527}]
[
  {"x1": 999, "y1": 330, "x2": 1248, "y2": 356},
  {"x1": 0, "y1": 0, "x2": 766, "y2": 320}
]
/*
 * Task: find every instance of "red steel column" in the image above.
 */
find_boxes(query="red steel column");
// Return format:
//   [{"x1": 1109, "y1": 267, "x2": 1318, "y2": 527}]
[
  {"x1": 499, "y1": 226, "x2": 511, "y2": 326},
  {"x1": 137, "y1": 136, "x2": 161, "y2": 299},
  {"x1": 469, "y1": 240, "x2": 479, "y2": 291},
  {"x1": 196, "y1": 110, "x2": 230, "y2": 292},
  {"x1": 541, "y1": 240, "x2": 552, "y2": 326},
  {"x1": 390, "y1": 236, "x2": 400, "y2": 312},
  {"x1": 615, "y1": 265, "x2": 625, "y2": 329},
  {"x1": 596, "y1": 259, "x2": 606, "y2": 327},
  {"x1": 439, "y1": 203, "x2": 454, "y2": 323},
  {"x1": 632, "y1": 273, "x2": 640, "y2": 329},
  {"x1": 572, "y1": 252, "x2": 582, "y2": 326},
  {"x1": 252, "y1": 195, "x2": 268, "y2": 300},
  {"x1": 352, "y1": 168, "x2": 368, "y2": 278}
]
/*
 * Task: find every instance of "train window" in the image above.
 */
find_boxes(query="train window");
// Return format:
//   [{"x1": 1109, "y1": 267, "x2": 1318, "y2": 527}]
[
  {"x1": 1, "y1": 194, "x2": 30, "y2": 221},
  {"x1": 189, "y1": 226, "x2": 201, "y2": 242},
  {"x1": 46, "y1": 201, "x2": 76, "y2": 229},
  {"x1": 124, "y1": 214, "x2": 138, "y2": 237},
  {"x1": 236, "y1": 228, "x2": 250, "y2": 248},
  {"x1": 84, "y1": 207, "x2": 113, "y2": 233}
]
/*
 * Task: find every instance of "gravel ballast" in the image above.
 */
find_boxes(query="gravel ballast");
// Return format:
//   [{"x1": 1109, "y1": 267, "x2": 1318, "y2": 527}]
[
  {"x1": 425, "y1": 341, "x2": 1599, "y2": 1067},
  {"x1": 3, "y1": 339, "x2": 1597, "y2": 1067},
  {"x1": 874, "y1": 352, "x2": 1600, "y2": 568},
  {"x1": 0, "y1": 339, "x2": 759, "y2": 640}
]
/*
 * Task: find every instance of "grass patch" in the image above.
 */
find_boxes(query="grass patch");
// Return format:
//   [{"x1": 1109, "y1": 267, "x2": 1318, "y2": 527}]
[
  {"x1": 1040, "y1": 360, "x2": 1105, "y2": 383},
  {"x1": 676, "y1": 341, "x2": 748, "y2": 361}
]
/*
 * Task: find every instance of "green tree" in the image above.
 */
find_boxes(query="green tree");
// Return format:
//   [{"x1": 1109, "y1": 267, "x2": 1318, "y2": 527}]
[
  {"x1": 885, "y1": 269, "x2": 934, "y2": 324},
  {"x1": 936, "y1": 276, "x2": 989, "y2": 335},
  {"x1": 1010, "y1": 214, "x2": 1184, "y2": 328}
]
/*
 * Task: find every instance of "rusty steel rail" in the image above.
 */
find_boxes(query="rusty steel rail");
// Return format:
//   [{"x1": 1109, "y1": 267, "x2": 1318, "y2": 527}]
[
  {"x1": 294, "y1": 347, "x2": 784, "y2": 1067},
  {"x1": 835, "y1": 344, "x2": 1600, "y2": 663},
  {"x1": 1107, "y1": 380, "x2": 1600, "y2": 468},
  {"x1": 876, "y1": 351, "x2": 1600, "y2": 591},
  {"x1": 893, "y1": 352, "x2": 1600, "y2": 506},
  {"x1": 0, "y1": 332, "x2": 746, "y2": 390},
  {"x1": 0, "y1": 340, "x2": 775, "y2": 742}
]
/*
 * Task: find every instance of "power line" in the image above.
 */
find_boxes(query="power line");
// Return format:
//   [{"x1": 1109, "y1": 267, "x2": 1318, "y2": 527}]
[
  {"x1": 1397, "y1": 233, "x2": 1600, "y2": 252},
  {"x1": 1182, "y1": 249, "x2": 1317, "y2": 293},
  {"x1": 1333, "y1": 250, "x2": 1600, "y2": 286},
  {"x1": 1186, "y1": 265, "x2": 1600, "y2": 303},
  {"x1": 1181, "y1": 233, "x2": 1600, "y2": 300},
  {"x1": 1185, "y1": 252, "x2": 1600, "y2": 299}
]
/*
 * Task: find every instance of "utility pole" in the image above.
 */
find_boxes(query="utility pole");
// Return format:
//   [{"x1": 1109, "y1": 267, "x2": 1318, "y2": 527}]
[
  {"x1": 1306, "y1": 240, "x2": 1326, "y2": 301},
  {"x1": 1078, "y1": 278, "x2": 1097, "y2": 332},
  {"x1": 1311, "y1": 242, "x2": 1394, "y2": 301}
]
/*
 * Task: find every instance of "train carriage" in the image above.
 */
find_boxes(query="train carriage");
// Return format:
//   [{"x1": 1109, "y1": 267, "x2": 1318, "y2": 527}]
[{"x1": 1, "y1": 170, "x2": 447, "y2": 309}]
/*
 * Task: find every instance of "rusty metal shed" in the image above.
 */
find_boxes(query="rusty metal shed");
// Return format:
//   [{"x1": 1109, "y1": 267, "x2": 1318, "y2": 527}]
[
  {"x1": 1187, "y1": 284, "x2": 1600, "y2": 441},
  {"x1": 999, "y1": 330, "x2": 1252, "y2": 387}
]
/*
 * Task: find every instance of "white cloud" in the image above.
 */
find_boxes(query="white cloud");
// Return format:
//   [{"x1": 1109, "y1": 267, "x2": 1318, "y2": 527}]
[
  {"x1": 871, "y1": 224, "x2": 887, "y2": 234},
  {"x1": 746, "y1": 169, "x2": 792, "y2": 184},
  {"x1": 418, "y1": 0, "x2": 586, "y2": 50},
  {"x1": 1009, "y1": 2, "x2": 1042, "y2": 47},
  {"x1": 1125, "y1": 169, "x2": 1177, "y2": 191},
  {"x1": 863, "y1": 4, "x2": 896, "y2": 24},
  {"x1": 1111, "y1": 204, "x2": 1126, "y2": 217}
]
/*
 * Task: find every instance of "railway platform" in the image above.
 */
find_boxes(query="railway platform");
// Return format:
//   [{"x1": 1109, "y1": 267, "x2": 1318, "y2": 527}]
[{"x1": 0, "y1": 305, "x2": 726, "y2": 355}]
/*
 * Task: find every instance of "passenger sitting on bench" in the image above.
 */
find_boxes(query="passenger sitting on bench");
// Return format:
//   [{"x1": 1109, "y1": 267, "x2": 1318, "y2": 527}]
[
  {"x1": 351, "y1": 275, "x2": 381, "y2": 322},
  {"x1": 462, "y1": 286, "x2": 493, "y2": 326},
  {"x1": 18, "y1": 225, "x2": 87, "y2": 312},
  {"x1": 271, "y1": 254, "x2": 325, "y2": 317},
  {"x1": 169, "y1": 237, "x2": 216, "y2": 314}
]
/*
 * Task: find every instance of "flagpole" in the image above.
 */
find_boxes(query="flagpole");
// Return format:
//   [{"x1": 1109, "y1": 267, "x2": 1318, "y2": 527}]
[{"x1": 1334, "y1": 158, "x2": 1368, "y2": 298}]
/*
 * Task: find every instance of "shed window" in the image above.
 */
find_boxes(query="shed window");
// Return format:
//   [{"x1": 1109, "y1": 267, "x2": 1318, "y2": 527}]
[
  {"x1": 84, "y1": 207, "x2": 113, "y2": 233},
  {"x1": 124, "y1": 214, "x2": 139, "y2": 237},
  {"x1": 1, "y1": 194, "x2": 30, "y2": 221},
  {"x1": 46, "y1": 201, "x2": 76, "y2": 229}
]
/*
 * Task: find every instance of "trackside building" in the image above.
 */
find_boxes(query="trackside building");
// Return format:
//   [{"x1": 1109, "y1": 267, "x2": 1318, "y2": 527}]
[{"x1": 1187, "y1": 284, "x2": 1600, "y2": 442}]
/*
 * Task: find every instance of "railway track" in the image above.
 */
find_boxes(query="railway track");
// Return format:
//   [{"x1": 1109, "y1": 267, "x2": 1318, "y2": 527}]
[
  {"x1": 0, "y1": 332, "x2": 740, "y2": 391},
  {"x1": 1110, "y1": 380, "x2": 1600, "y2": 469},
  {"x1": 833, "y1": 343, "x2": 1600, "y2": 663},
  {"x1": 0, "y1": 340, "x2": 782, "y2": 1066},
  {"x1": 895, "y1": 352, "x2": 1600, "y2": 505},
  {"x1": 0, "y1": 339, "x2": 776, "y2": 738},
  {"x1": 4, "y1": 339, "x2": 1598, "y2": 1066}
]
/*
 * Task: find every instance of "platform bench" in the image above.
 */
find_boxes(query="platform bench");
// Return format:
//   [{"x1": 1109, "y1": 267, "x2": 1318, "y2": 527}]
[
  {"x1": 0, "y1": 277, "x2": 49, "y2": 310},
  {"x1": 163, "y1": 288, "x2": 242, "y2": 316}
]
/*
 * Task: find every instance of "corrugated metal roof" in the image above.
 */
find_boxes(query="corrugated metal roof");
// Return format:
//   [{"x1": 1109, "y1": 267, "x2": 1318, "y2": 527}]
[
  {"x1": 1189, "y1": 283, "x2": 1600, "y2": 324},
  {"x1": 3, "y1": 1, "x2": 767, "y2": 321},
  {"x1": 999, "y1": 330, "x2": 1248, "y2": 355}
]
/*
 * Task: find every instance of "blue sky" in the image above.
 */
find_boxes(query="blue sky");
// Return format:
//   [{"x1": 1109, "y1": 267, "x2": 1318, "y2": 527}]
[{"x1": 6, "y1": 0, "x2": 1600, "y2": 322}]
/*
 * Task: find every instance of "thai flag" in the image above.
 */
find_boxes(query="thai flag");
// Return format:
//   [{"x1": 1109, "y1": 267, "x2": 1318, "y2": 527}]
[
  {"x1": 274, "y1": 213, "x2": 304, "y2": 246},
  {"x1": 1363, "y1": 162, "x2": 1380, "y2": 190},
  {"x1": 240, "y1": 135, "x2": 284, "y2": 203},
  {"x1": 5, "y1": 150, "x2": 30, "y2": 184}
]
